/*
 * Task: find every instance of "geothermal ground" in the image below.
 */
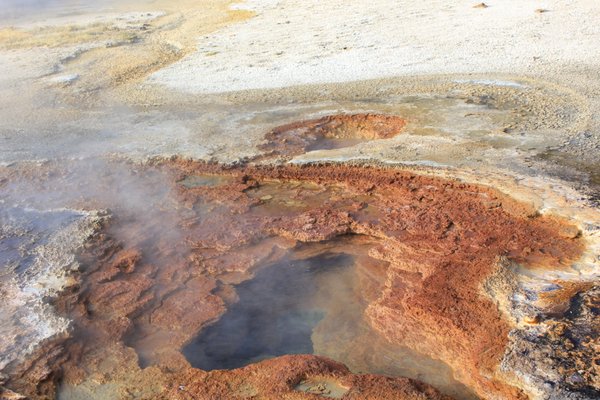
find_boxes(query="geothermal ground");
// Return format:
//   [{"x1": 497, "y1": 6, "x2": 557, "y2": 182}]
[{"x1": 0, "y1": 1, "x2": 599, "y2": 400}]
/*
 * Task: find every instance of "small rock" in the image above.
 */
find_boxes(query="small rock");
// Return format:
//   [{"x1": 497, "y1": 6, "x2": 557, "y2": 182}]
[
  {"x1": 557, "y1": 224, "x2": 580, "y2": 239},
  {"x1": 0, "y1": 387, "x2": 27, "y2": 399},
  {"x1": 566, "y1": 372, "x2": 584, "y2": 384},
  {"x1": 302, "y1": 223, "x2": 314, "y2": 231},
  {"x1": 483, "y1": 200, "x2": 501, "y2": 209},
  {"x1": 564, "y1": 338, "x2": 575, "y2": 350},
  {"x1": 523, "y1": 314, "x2": 541, "y2": 324}
]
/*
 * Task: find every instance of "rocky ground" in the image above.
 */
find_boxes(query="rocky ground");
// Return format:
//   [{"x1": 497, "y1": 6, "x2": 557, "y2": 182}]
[{"x1": 0, "y1": 1, "x2": 598, "y2": 399}]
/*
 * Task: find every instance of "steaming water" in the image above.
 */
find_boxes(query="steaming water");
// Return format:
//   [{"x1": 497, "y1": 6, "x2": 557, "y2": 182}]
[
  {"x1": 0, "y1": 206, "x2": 99, "y2": 370},
  {"x1": 0, "y1": 87, "x2": 529, "y2": 398},
  {"x1": 183, "y1": 253, "x2": 351, "y2": 369},
  {"x1": 0, "y1": 158, "x2": 184, "y2": 371},
  {"x1": 0, "y1": 157, "x2": 484, "y2": 398},
  {"x1": 0, "y1": 89, "x2": 535, "y2": 398},
  {"x1": 184, "y1": 241, "x2": 478, "y2": 400}
]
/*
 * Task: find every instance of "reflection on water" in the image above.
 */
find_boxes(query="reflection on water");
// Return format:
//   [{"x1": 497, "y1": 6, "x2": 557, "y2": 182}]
[
  {"x1": 184, "y1": 253, "x2": 351, "y2": 369},
  {"x1": 306, "y1": 136, "x2": 367, "y2": 152},
  {"x1": 184, "y1": 239, "x2": 479, "y2": 400}
]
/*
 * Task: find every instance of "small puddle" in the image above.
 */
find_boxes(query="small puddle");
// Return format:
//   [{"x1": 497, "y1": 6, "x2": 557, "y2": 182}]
[
  {"x1": 184, "y1": 251, "x2": 351, "y2": 369},
  {"x1": 537, "y1": 149, "x2": 600, "y2": 201},
  {"x1": 295, "y1": 378, "x2": 349, "y2": 399},
  {"x1": 243, "y1": 179, "x2": 341, "y2": 215},
  {"x1": 178, "y1": 174, "x2": 235, "y2": 188},
  {"x1": 184, "y1": 238, "x2": 478, "y2": 400},
  {"x1": 248, "y1": 94, "x2": 521, "y2": 158},
  {"x1": 260, "y1": 113, "x2": 407, "y2": 156}
]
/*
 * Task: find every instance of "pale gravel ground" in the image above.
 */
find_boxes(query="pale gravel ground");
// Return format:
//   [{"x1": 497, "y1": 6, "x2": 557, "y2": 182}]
[{"x1": 150, "y1": 0, "x2": 600, "y2": 93}]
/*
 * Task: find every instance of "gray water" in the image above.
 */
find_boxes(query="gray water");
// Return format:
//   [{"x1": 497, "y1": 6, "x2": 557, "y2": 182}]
[{"x1": 184, "y1": 240, "x2": 479, "y2": 400}]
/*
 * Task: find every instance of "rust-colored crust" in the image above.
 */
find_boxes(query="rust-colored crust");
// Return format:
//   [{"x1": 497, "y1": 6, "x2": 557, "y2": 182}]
[{"x1": 4, "y1": 160, "x2": 585, "y2": 400}]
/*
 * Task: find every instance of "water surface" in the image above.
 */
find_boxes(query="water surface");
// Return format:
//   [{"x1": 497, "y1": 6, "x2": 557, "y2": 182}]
[{"x1": 184, "y1": 239, "x2": 479, "y2": 400}]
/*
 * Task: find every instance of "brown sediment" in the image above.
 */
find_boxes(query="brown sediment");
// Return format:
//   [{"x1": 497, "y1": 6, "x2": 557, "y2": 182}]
[
  {"x1": 169, "y1": 355, "x2": 453, "y2": 399},
  {"x1": 1, "y1": 159, "x2": 586, "y2": 399},
  {"x1": 180, "y1": 162, "x2": 583, "y2": 399},
  {"x1": 260, "y1": 114, "x2": 407, "y2": 156}
]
